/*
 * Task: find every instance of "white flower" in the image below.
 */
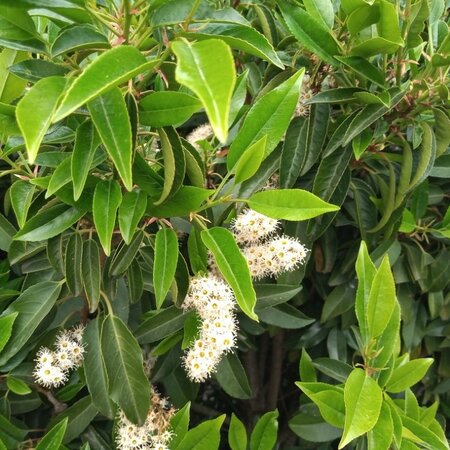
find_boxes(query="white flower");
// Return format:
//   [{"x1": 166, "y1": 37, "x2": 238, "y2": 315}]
[
  {"x1": 294, "y1": 74, "x2": 313, "y2": 118},
  {"x1": 35, "y1": 348, "x2": 54, "y2": 366},
  {"x1": 231, "y1": 209, "x2": 279, "y2": 244},
  {"x1": 33, "y1": 362, "x2": 67, "y2": 388}
]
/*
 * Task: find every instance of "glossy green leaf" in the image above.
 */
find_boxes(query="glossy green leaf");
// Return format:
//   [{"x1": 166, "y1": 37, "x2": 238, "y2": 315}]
[
  {"x1": 401, "y1": 416, "x2": 449, "y2": 450},
  {"x1": 233, "y1": 135, "x2": 267, "y2": 184},
  {"x1": 385, "y1": 358, "x2": 433, "y2": 393},
  {"x1": 82, "y1": 239, "x2": 101, "y2": 313},
  {"x1": 101, "y1": 315, "x2": 151, "y2": 425},
  {"x1": 433, "y1": 108, "x2": 450, "y2": 157},
  {"x1": 6, "y1": 376, "x2": 31, "y2": 395},
  {"x1": 46, "y1": 154, "x2": 72, "y2": 198},
  {"x1": 139, "y1": 91, "x2": 202, "y2": 127},
  {"x1": 14, "y1": 203, "x2": 85, "y2": 242},
  {"x1": 227, "y1": 70, "x2": 304, "y2": 169},
  {"x1": 183, "y1": 140, "x2": 206, "y2": 188},
  {"x1": 54, "y1": 46, "x2": 158, "y2": 122},
  {"x1": 93, "y1": 180, "x2": 122, "y2": 256},
  {"x1": 169, "y1": 402, "x2": 190, "y2": 448},
  {"x1": 367, "y1": 401, "x2": 393, "y2": 450},
  {"x1": 216, "y1": 353, "x2": 252, "y2": 399},
  {"x1": 118, "y1": 191, "x2": 147, "y2": 245},
  {"x1": 0, "y1": 313, "x2": 18, "y2": 353},
  {"x1": 351, "y1": 37, "x2": 402, "y2": 56},
  {"x1": 289, "y1": 411, "x2": 342, "y2": 443},
  {"x1": 254, "y1": 284, "x2": 302, "y2": 311},
  {"x1": 175, "y1": 415, "x2": 225, "y2": 450},
  {"x1": 367, "y1": 256, "x2": 396, "y2": 338},
  {"x1": 109, "y1": 230, "x2": 144, "y2": 276},
  {"x1": 278, "y1": 2, "x2": 341, "y2": 64},
  {"x1": 51, "y1": 24, "x2": 109, "y2": 57},
  {"x1": 250, "y1": 410, "x2": 279, "y2": 450},
  {"x1": 303, "y1": 0, "x2": 334, "y2": 28},
  {"x1": 336, "y1": 56, "x2": 385, "y2": 87},
  {"x1": 172, "y1": 39, "x2": 236, "y2": 143},
  {"x1": 229, "y1": 414, "x2": 247, "y2": 450},
  {"x1": 0, "y1": 281, "x2": 61, "y2": 365},
  {"x1": 65, "y1": 233, "x2": 83, "y2": 296},
  {"x1": 154, "y1": 227, "x2": 179, "y2": 309},
  {"x1": 247, "y1": 189, "x2": 339, "y2": 220},
  {"x1": 259, "y1": 303, "x2": 314, "y2": 328},
  {"x1": 16, "y1": 76, "x2": 66, "y2": 163},
  {"x1": 71, "y1": 121, "x2": 101, "y2": 201},
  {"x1": 0, "y1": 48, "x2": 27, "y2": 103},
  {"x1": 0, "y1": 6, "x2": 38, "y2": 41},
  {"x1": 339, "y1": 368, "x2": 383, "y2": 449},
  {"x1": 35, "y1": 418, "x2": 68, "y2": 450},
  {"x1": 88, "y1": 87, "x2": 133, "y2": 191},
  {"x1": 201, "y1": 227, "x2": 257, "y2": 320},
  {"x1": 300, "y1": 348, "x2": 317, "y2": 382},
  {"x1": 83, "y1": 318, "x2": 115, "y2": 418},
  {"x1": 8, "y1": 59, "x2": 69, "y2": 83},
  {"x1": 9, "y1": 180, "x2": 34, "y2": 228}
]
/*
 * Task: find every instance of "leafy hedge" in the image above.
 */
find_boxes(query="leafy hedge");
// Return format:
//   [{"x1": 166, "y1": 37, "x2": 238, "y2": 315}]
[{"x1": 0, "y1": 0, "x2": 449, "y2": 449}]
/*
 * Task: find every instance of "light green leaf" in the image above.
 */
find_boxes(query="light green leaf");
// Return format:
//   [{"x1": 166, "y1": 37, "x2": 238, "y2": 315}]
[
  {"x1": 233, "y1": 135, "x2": 267, "y2": 184},
  {"x1": 227, "y1": 70, "x2": 304, "y2": 169},
  {"x1": 170, "y1": 402, "x2": 190, "y2": 448},
  {"x1": 118, "y1": 190, "x2": 147, "y2": 245},
  {"x1": 6, "y1": 376, "x2": 31, "y2": 395},
  {"x1": 339, "y1": 368, "x2": 383, "y2": 449},
  {"x1": 154, "y1": 227, "x2": 179, "y2": 309},
  {"x1": 367, "y1": 256, "x2": 396, "y2": 338},
  {"x1": 172, "y1": 39, "x2": 236, "y2": 143},
  {"x1": 229, "y1": 414, "x2": 247, "y2": 450},
  {"x1": 201, "y1": 227, "x2": 257, "y2": 320},
  {"x1": 300, "y1": 348, "x2": 317, "y2": 382},
  {"x1": 88, "y1": 87, "x2": 133, "y2": 191},
  {"x1": 246, "y1": 189, "x2": 339, "y2": 220},
  {"x1": 139, "y1": 91, "x2": 202, "y2": 127},
  {"x1": 0, "y1": 281, "x2": 61, "y2": 365},
  {"x1": 9, "y1": 180, "x2": 34, "y2": 228},
  {"x1": 46, "y1": 154, "x2": 72, "y2": 198},
  {"x1": 82, "y1": 239, "x2": 101, "y2": 313},
  {"x1": 385, "y1": 358, "x2": 433, "y2": 393},
  {"x1": 303, "y1": 0, "x2": 334, "y2": 28},
  {"x1": 0, "y1": 312, "x2": 18, "y2": 353},
  {"x1": 93, "y1": 180, "x2": 122, "y2": 256},
  {"x1": 399, "y1": 209, "x2": 416, "y2": 233},
  {"x1": 101, "y1": 315, "x2": 151, "y2": 425},
  {"x1": 367, "y1": 401, "x2": 393, "y2": 450},
  {"x1": 16, "y1": 76, "x2": 66, "y2": 163},
  {"x1": 401, "y1": 416, "x2": 449, "y2": 450},
  {"x1": 175, "y1": 415, "x2": 225, "y2": 450},
  {"x1": 216, "y1": 353, "x2": 252, "y2": 399},
  {"x1": 250, "y1": 410, "x2": 279, "y2": 450},
  {"x1": 0, "y1": 48, "x2": 27, "y2": 103},
  {"x1": 54, "y1": 46, "x2": 158, "y2": 122},
  {"x1": 35, "y1": 418, "x2": 68, "y2": 450}
]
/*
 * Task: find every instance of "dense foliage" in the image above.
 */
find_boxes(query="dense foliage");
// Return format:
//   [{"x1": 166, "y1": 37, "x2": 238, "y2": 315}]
[{"x1": 0, "y1": 0, "x2": 449, "y2": 449}]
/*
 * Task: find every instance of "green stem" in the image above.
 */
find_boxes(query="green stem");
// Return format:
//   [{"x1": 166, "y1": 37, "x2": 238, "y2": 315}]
[
  {"x1": 183, "y1": 0, "x2": 202, "y2": 30},
  {"x1": 123, "y1": 0, "x2": 132, "y2": 42}
]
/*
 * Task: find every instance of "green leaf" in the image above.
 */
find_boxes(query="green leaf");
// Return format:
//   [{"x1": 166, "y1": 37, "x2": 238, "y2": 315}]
[
  {"x1": 247, "y1": 189, "x2": 339, "y2": 220},
  {"x1": 0, "y1": 49, "x2": 27, "y2": 103},
  {"x1": 172, "y1": 39, "x2": 236, "y2": 143},
  {"x1": 335, "y1": 56, "x2": 385, "y2": 87},
  {"x1": 139, "y1": 91, "x2": 202, "y2": 127},
  {"x1": 65, "y1": 233, "x2": 83, "y2": 296},
  {"x1": 289, "y1": 411, "x2": 342, "y2": 443},
  {"x1": 170, "y1": 402, "x2": 190, "y2": 448},
  {"x1": 300, "y1": 348, "x2": 317, "y2": 382},
  {"x1": 433, "y1": 108, "x2": 450, "y2": 157},
  {"x1": 35, "y1": 418, "x2": 68, "y2": 450},
  {"x1": 175, "y1": 415, "x2": 225, "y2": 450},
  {"x1": 101, "y1": 315, "x2": 151, "y2": 425},
  {"x1": 16, "y1": 76, "x2": 66, "y2": 163},
  {"x1": 93, "y1": 180, "x2": 122, "y2": 256},
  {"x1": 367, "y1": 256, "x2": 396, "y2": 339},
  {"x1": 254, "y1": 284, "x2": 302, "y2": 311},
  {"x1": 250, "y1": 410, "x2": 279, "y2": 450},
  {"x1": 9, "y1": 180, "x2": 34, "y2": 228},
  {"x1": 83, "y1": 318, "x2": 115, "y2": 419},
  {"x1": 278, "y1": 2, "x2": 341, "y2": 64},
  {"x1": 229, "y1": 414, "x2": 247, "y2": 450},
  {"x1": 339, "y1": 368, "x2": 383, "y2": 449},
  {"x1": 14, "y1": 203, "x2": 85, "y2": 242},
  {"x1": 51, "y1": 24, "x2": 109, "y2": 57},
  {"x1": 183, "y1": 140, "x2": 206, "y2": 188},
  {"x1": 215, "y1": 353, "x2": 252, "y2": 399},
  {"x1": 82, "y1": 239, "x2": 101, "y2": 313},
  {"x1": 227, "y1": 70, "x2": 304, "y2": 169},
  {"x1": 258, "y1": 304, "x2": 314, "y2": 328},
  {"x1": 46, "y1": 154, "x2": 72, "y2": 198},
  {"x1": 367, "y1": 401, "x2": 393, "y2": 450},
  {"x1": 385, "y1": 358, "x2": 433, "y2": 393},
  {"x1": 0, "y1": 281, "x2": 61, "y2": 365},
  {"x1": 399, "y1": 209, "x2": 416, "y2": 233},
  {"x1": 154, "y1": 227, "x2": 179, "y2": 309},
  {"x1": 118, "y1": 190, "x2": 147, "y2": 245},
  {"x1": 8, "y1": 59, "x2": 69, "y2": 83},
  {"x1": 303, "y1": 0, "x2": 334, "y2": 28},
  {"x1": 53, "y1": 46, "x2": 158, "y2": 122},
  {"x1": 109, "y1": 230, "x2": 144, "y2": 276},
  {"x1": 233, "y1": 135, "x2": 267, "y2": 184},
  {"x1": 351, "y1": 37, "x2": 402, "y2": 57},
  {"x1": 401, "y1": 416, "x2": 449, "y2": 450},
  {"x1": 154, "y1": 127, "x2": 186, "y2": 205},
  {"x1": 71, "y1": 121, "x2": 101, "y2": 201},
  {"x1": 88, "y1": 87, "x2": 133, "y2": 191},
  {"x1": 0, "y1": 313, "x2": 18, "y2": 353},
  {"x1": 201, "y1": 227, "x2": 257, "y2": 320}
]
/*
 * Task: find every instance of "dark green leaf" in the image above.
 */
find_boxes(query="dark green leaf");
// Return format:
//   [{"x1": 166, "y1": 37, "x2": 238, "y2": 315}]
[
  {"x1": 82, "y1": 239, "x2": 101, "y2": 313},
  {"x1": 118, "y1": 191, "x2": 147, "y2": 245},
  {"x1": 65, "y1": 233, "x2": 83, "y2": 296},
  {"x1": 216, "y1": 353, "x2": 252, "y2": 399},
  {"x1": 9, "y1": 180, "x2": 34, "y2": 229}
]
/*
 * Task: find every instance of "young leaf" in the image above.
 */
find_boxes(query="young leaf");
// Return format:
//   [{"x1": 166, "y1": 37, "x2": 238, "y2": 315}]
[
  {"x1": 175, "y1": 414, "x2": 225, "y2": 450},
  {"x1": 201, "y1": 227, "x2": 257, "y2": 320},
  {"x1": 233, "y1": 135, "x2": 267, "y2": 184},
  {"x1": 53, "y1": 46, "x2": 159, "y2": 122},
  {"x1": 250, "y1": 410, "x2": 279, "y2": 450},
  {"x1": 172, "y1": 39, "x2": 236, "y2": 143},
  {"x1": 0, "y1": 312, "x2": 18, "y2": 353},
  {"x1": 339, "y1": 368, "x2": 383, "y2": 449},
  {"x1": 88, "y1": 87, "x2": 133, "y2": 191},
  {"x1": 82, "y1": 239, "x2": 101, "y2": 313},
  {"x1": 385, "y1": 358, "x2": 433, "y2": 393},
  {"x1": 227, "y1": 70, "x2": 304, "y2": 169},
  {"x1": 153, "y1": 227, "x2": 179, "y2": 309},
  {"x1": 246, "y1": 189, "x2": 339, "y2": 220},
  {"x1": 101, "y1": 315, "x2": 151, "y2": 425},
  {"x1": 93, "y1": 180, "x2": 122, "y2": 256},
  {"x1": 118, "y1": 190, "x2": 147, "y2": 245},
  {"x1": 229, "y1": 414, "x2": 247, "y2": 450},
  {"x1": 16, "y1": 76, "x2": 66, "y2": 163},
  {"x1": 9, "y1": 180, "x2": 35, "y2": 228},
  {"x1": 6, "y1": 377, "x2": 31, "y2": 395},
  {"x1": 35, "y1": 417, "x2": 68, "y2": 450},
  {"x1": 300, "y1": 348, "x2": 317, "y2": 382},
  {"x1": 367, "y1": 401, "x2": 393, "y2": 450}
]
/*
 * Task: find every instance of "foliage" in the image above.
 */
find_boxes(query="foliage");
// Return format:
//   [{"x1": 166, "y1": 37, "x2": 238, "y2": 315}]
[{"x1": 0, "y1": 0, "x2": 449, "y2": 449}]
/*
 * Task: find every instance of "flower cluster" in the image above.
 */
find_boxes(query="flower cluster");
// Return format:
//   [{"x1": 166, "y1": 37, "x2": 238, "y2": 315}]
[
  {"x1": 116, "y1": 389, "x2": 176, "y2": 450},
  {"x1": 231, "y1": 209, "x2": 308, "y2": 279},
  {"x1": 33, "y1": 325, "x2": 85, "y2": 389},
  {"x1": 294, "y1": 74, "x2": 313, "y2": 118},
  {"x1": 186, "y1": 123, "x2": 213, "y2": 148},
  {"x1": 182, "y1": 274, "x2": 237, "y2": 382}
]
